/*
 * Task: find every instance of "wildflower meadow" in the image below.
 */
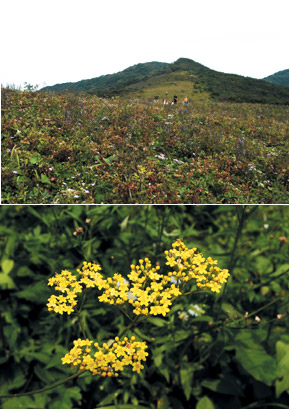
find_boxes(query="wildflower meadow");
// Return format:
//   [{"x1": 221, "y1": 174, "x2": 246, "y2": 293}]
[
  {"x1": 0, "y1": 205, "x2": 289, "y2": 409},
  {"x1": 1, "y1": 88, "x2": 289, "y2": 204}
]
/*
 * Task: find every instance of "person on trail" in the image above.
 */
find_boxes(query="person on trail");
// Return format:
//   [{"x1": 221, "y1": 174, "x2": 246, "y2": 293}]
[{"x1": 184, "y1": 97, "x2": 189, "y2": 105}]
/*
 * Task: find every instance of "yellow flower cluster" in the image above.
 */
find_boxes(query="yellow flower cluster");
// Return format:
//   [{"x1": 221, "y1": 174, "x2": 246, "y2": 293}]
[
  {"x1": 47, "y1": 270, "x2": 82, "y2": 315},
  {"x1": 126, "y1": 258, "x2": 182, "y2": 316},
  {"x1": 61, "y1": 336, "x2": 148, "y2": 376},
  {"x1": 47, "y1": 240, "x2": 229, "y2": 317},
  {"x1": 47, "y1": 263, "x2": 104, "y2": 314},
  {"x1": 165, "y1": 239, "x2": 230, "y2": 293}
]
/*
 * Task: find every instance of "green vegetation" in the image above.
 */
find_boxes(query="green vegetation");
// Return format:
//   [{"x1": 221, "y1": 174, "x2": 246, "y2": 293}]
[
  {"x1": 263, "y1": 69, "x2": 289, "y2": 87},
  {"x1": 42, "y1": 58, "x2": 289, "y2": 105},
  {"x1": 1, "y1": 205, "x2": 289, "y2": 409},
  {"x1": 2, "y1": 87, "x2": 289, "y2": 204},
  {"x1": 41, "y1": 62, "x2": 168, "y2": 96}
]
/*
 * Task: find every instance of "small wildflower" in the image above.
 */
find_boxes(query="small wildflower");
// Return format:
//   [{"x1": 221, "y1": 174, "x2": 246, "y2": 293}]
[
  {"x1": 279, "y1": 236, "x2": 288, "y2": 244},
  {"x1": 73, "y1": 227, "x2": 84, "y2": 236}
]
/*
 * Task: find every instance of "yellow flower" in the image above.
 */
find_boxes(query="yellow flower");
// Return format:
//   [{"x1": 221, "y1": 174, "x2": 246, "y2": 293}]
[{"x1": 62, "y1": 336, "x2": 148, "y2": 377}]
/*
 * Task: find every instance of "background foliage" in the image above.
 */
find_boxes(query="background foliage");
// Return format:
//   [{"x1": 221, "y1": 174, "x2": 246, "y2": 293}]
[{"x1": 0, "y1": 205, "x2": 289, "y2": 409}]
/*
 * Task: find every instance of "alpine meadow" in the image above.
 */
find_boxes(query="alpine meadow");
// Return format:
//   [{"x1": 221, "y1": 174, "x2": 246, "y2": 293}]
[{"x1": 2, "y1": 58, "x2": 289, "y2": 204}]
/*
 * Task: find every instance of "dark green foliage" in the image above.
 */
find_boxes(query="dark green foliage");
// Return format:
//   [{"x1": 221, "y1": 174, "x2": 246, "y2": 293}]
[
  {"x1": 263, "y1": 69, "x2": 289, "y2": 87},
  {"x1": 1, "y1": 205, "x2": 289, "y2": 409}
]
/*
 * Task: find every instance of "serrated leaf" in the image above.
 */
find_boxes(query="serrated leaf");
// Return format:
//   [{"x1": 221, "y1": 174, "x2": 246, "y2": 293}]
[{"x1": 2, "y1": 396, "x2": 35, "y2": 409}]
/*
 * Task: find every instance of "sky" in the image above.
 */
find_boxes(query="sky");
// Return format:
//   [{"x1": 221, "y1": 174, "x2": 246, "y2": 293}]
[{"x1": 1, "y1": 0, "x2": 289, "y2": 88}]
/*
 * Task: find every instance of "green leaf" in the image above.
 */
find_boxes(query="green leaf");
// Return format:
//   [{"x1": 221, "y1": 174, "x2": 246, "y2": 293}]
[
  {"x1": 120, "y1": 215, "x2": 129, "y2": 231},
  {"x1": 254, "y1": 256, "x2": 273, "y2": 274},
  {"x1": 235, "y1": 347, "x2": 276, "y2": 386},
  {"x1": 147, "y1": 317, "x2": 167, "y2": 327},
  {"x1": 15, "y1": 281, "x2": 50, "y2": 303},
  {"x1": 202, "y1": 374, "x2": 243, "y2": 397},
  {"x1": 1, "y1": 259, "x2": 14, "y2": 275},
  {"x1": 97, "y1": 390, "x2": 121, "y2": 406},
  {"x1": 103, "y1": 155, "x2": 116, "y2": 164},
  {"x1": 17, "y1": 266, "x2": 34, "y2": 277},
  {"x1": 0, "y1": 273, "x2": 16, "y2": 289},
  {"x1": 0, "y1": 368, "x2": 26, "y2": 394},
  {"x1": 49, "y1": 386, "x2": 81, "y2": 409},
  {"x1": 40, "y1": 173, "x2": 51, "y2": 184},
  {"x1": 180, "y1": 365, "x2": 194, "y2": 400},
  {"x1": 276, "y1": 341, "x2": 289, "y2": 398},
  {"x1": 196, "y1": 396, "x2": 215, "y2": 409},
  {"x1": 3, "y1": 396, "x2": 36, "y2": 409},
  {"x1": 271, "y1": 263, "x2": 289, "y2": 277},
  {"x1": 29, "y1": 156, "x2": 39, "y2": 164}
]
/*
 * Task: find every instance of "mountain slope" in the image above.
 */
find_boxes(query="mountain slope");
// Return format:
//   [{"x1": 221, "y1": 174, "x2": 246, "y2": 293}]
[
  {"x1": 41, "y1": 62, "x2": 168, "y2": 94},
  {"x1": 263, "y1": 69, "x2": 289, "y2": 87},
  {"x1": 41, "y1": 58, "x2": 289, "y2": 104}
]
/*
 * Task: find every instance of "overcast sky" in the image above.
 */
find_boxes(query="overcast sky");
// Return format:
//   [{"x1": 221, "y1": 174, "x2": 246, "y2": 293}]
[{"x1": 1, "y1": 0, "x2": 289, "y2": 88}]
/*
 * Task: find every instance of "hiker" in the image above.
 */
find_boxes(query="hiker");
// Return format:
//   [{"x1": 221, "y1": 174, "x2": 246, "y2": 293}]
[
  {"x1": 173, "y1": 95, "x2": 178, "y2": 104},
  {"x1": 163, "y1": 99, "x2": 169, "y2": 105},
  {"x1": 184, "y1": 97, "x2": 189, "y2": 105}
]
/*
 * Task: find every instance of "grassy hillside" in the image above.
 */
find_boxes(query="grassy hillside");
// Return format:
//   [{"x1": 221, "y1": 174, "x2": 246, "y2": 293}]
[
  {"x1": 2, "y1": 87, "x2": 289, "y2": 204},
  {"x1": 263, "y1": 69, "x2": 289, "y2": 87},
  {"x1": 41, "y1": 58, "x2": 289, "y2": 105}
]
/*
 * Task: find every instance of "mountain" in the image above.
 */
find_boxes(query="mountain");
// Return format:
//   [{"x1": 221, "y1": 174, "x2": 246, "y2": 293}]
[
  {"x1": 263, "y1": 69, "x2": 289, "y2": 87},
  {"x1": 41, "y1": 58, "x2": 289, "y2": 104},
  {"x1": 41, "y1": 62, "x2": 168, "y2": 95}
]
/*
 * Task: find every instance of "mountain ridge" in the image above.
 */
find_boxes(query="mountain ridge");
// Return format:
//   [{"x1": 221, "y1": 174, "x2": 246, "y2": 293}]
[
  {"x1": 263, "y1": 69, "x2": 289, "y2": 87},
  {"x1": 41, "y1": 58, "x2": 289, "y2": 105}
]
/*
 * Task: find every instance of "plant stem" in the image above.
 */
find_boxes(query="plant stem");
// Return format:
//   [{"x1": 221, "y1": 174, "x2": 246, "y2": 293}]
[
  {"x1": 119, "y1": 315, "x2": 147, "y2": 339},
  {"x1": 226, "y1": 294, "x2": 283, "y2": 328},
  {"x1": 0, "y1": 369, "x2": 87, "y2": 399}
]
